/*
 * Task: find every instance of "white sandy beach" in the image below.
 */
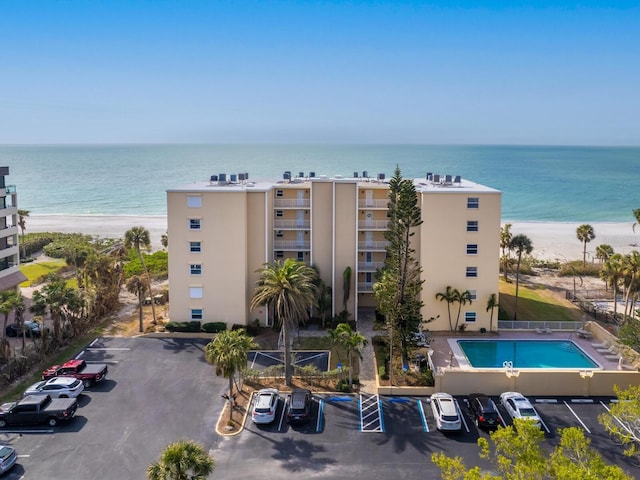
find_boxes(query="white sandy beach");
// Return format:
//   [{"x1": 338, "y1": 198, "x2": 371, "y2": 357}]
[{"x1": 25, "y1": 215, "x2": 640, "y2": 261}]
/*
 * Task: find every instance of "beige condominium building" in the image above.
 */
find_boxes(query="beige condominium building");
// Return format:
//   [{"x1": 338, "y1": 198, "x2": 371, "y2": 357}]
[
  {"x1": 167, "y1": 171, "x2": 501, "y2": 332},
  {"x1": 0, "y1": 167, "x2": 27, "y2": 290}
]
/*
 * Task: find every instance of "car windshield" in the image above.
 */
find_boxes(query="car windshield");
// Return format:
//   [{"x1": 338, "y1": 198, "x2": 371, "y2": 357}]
[{"x1": 0, "y1": 446, "x2": 13, "y2": 459}]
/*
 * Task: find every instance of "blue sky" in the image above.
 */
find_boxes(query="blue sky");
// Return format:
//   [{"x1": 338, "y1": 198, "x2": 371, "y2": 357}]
[{"x1": 1, "y1": 1, "x2": 639, "y2": 145}]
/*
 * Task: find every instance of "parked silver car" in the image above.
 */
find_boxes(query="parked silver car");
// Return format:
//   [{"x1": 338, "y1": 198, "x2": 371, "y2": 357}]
[
  {"x1": 430, "y1": 393, "x2": 461, "y2": 431},
  {"x1": 24, "y1": 377, "x2": 85, "y2": 399}
]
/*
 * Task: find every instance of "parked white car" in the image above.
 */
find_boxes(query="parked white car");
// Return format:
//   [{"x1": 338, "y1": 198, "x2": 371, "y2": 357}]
[
  {"x1": 251, "y1": 388, "x2": 279, "y2": 424},
  {"x1": 499, "y1": 391, "x2": 541, "y2": 428},
  {"x1": 430, "y1": 393, "x2": 462, "y2": 431},
  {"x1": 24, "y1": 377, "x2": 85, "y2": 399}
]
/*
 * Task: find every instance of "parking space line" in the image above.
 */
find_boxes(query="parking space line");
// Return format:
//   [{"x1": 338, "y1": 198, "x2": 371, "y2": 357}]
[
  {"x1": 317, "y1": 399, "x2": 324, "y2": 432},
  {"x1": 537, "y1": 412, "x2": 551, "y2": 434},
  {"x1": 278, "y1": 395, "x2": 288, "y2": 431},
  {"x1": 600, "y1": 400, "x2": 633, "y2": 436},
  {"x1": 86, "y1": 347, "x2": 131, "y2": 351},
  {"x1": 360, "y1": 394, "x2": 383, "y2": 432},
  {"x1": 417, "y1": 400, "x2": 429, "y2": 432},
  {"x1": 454, "y1": 399, "x2": 470, "y2": 433},
  {"x1": 563, "y1": 401, "x2": 591, "y2": 434}
]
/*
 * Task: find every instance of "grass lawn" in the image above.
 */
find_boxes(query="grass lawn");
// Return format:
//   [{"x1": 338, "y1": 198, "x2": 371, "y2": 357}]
[
  {"x1": 498, "y1": 278, "x2": 584, "y2": 322},
  {"x1": 19, "y1": 259, "x2": 67, "y2": 287},
  {"x1": 298, "y1": 335, "x2": 350, "y2": 371}
]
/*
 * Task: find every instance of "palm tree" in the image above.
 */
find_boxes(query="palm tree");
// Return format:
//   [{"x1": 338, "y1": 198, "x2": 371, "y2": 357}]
[
  {"x1": 509, "y1": 234, "x2": 533, "y2": 321},
  {"x1": 161, "y1": 232, "x2": 168, "y2": 249},
  {"x1": 601, "y1": 253, "x2": 623, "y2": 318},
  {"x1": 595, "y1": 244, "x2": 614, "y2": 263},
  {"x1": 436, "y1": 286, "x2": 459, "y2": 332},
  {"x1": 125, "y1": 226, "x2": 157, "y2": 325},
  {"x1": 126, "y1": 275, "x2": 150, "y2": 333},
  {"x1": 30, "y1": 274, "x2": 82, "y2": 342},
  {"x1": 486, "y1": 293, "x2": 498, "y2": 333},
  {"x1": 0, "y1": 290, "x2": 23, "y2": 340},
  {"x1": 334, "y1": 322, "x2": 367, "y2": 389},
  {"x1": 576, "y1": 224, "x2": 596, "y2": 266},
  {"x1": 146, "y1": 440, "x2": 214, "y2": 480},
  {"x1": 500, "y1": 223, "x2": 513, "y2": 281},
  {"x1": 250, "y1": 259, "x2": 318, "y2": 386},
  {"x1": 453, "y1": 289, "x2": 473, "y2": 332},
  {"x1": 205, "y1": 329, "x2": 257, "y2": 422},
  {"x1": 17, "y1": 209, "x2": 29, "y2": 259},
  {"x1": 342, "y1": 266, "x2": 352, "y2": 316},
  {"x1": 633, "y1": 209, "x2": 640, "y2": 240},
  {"x1": 621, "y1": 251, "x2": 640, "y2": 320}
]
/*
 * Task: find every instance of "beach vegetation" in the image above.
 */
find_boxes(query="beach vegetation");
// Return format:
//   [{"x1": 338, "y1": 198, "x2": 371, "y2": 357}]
[
  {"x1": 633, "y1": 209, "x2": 640, "y2": 235},
  {"x1": 576, "y1": 224, "x2": 596, "y2": 266},
  {"x1": 146, "y1": 439, "x2": 215, "y2": 480},
  {"x1": 19, "y1": 258, "x2": 67, "y2": 287},
  {"x1": 433, "y1": 419, "x2": 632, "y2": 480},
  {"x1": 17, "y1": 209, "x2": 29, "y2": 259},
  {"x1": 205, "y1": 329, "x2": 257, "y2": 423},
  {"x1": 374, "y1": 166, "x2": 424, "y2": 369},
  {"x1": 509, "y1": 234, "x2": 533, "y2": 321},
  {"x1": 250, "y1": 258, "x2": 319, "y2": 386},
  {"x1": 558, "y1": 260, "x2": 600, "y2": 277},
  {"x1": 126, "y1": 274, "x2": 150, "y2": 333},
  {"x1": 123, "y1": 249, "x2": 168, "y2": 278},
  {"x1": 30, "y1": 273, "x2": 83, "y2": 343}
]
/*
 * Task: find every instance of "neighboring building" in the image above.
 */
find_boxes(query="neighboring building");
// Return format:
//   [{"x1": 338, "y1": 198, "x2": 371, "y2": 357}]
[
  {"x1": 0, "y1": 167, "x2": 27, "y2": 290},
  {"x1": 167, "y1": 171, "x2": 501, "y2": 332}
]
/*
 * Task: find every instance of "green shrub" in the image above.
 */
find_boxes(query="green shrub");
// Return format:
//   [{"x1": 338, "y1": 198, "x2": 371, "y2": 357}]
[
  {"x1": 418, "y1": 369, "x2": 434, "y2": 386},
  {"x1": 378, "y1": 365, "x2": 388, "y2": 380},
  {"x1": 165, "y1": 321, "x2": 202, "y2": 332},
  {"x1": 336, "y1": 379, "x2": 351, "y2": 393},
  {"x1": 202, "y1": 322, "x2": 227, "y2": 333},
  {"x1": 558, "y1": 260, "x2": 601, "y2": 277}
]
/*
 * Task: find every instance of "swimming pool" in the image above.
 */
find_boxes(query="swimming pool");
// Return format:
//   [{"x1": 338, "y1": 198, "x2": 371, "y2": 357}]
[{"x1": 456, "y1": 340, "x2": 599, "y2": 369}]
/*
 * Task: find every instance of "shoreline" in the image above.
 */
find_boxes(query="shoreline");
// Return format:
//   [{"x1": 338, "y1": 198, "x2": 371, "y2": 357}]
[{"x1": 24, "y1": 215, "x2": 639, "y2": 261}]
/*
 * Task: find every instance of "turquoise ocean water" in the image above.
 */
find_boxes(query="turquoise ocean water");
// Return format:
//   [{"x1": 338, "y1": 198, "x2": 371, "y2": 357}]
[{"x1": 0, "y1": 144, "x2": 638, "y2": 221}]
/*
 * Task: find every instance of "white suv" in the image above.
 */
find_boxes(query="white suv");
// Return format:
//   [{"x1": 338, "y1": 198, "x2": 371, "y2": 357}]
[
  {"x1": 430, "y1": 393, "x2": 461, "y2": 431},
  {"x1": 251, "y1": 388, "x2": 279, "y2": 424}
]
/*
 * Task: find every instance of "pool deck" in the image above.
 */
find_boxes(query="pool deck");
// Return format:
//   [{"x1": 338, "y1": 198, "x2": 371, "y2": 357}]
[{"x1": 427, "y1": 330, "x2": 633, "y2": 372}]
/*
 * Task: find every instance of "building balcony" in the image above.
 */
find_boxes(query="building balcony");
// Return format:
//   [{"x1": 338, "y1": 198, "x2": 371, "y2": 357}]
[
  {"x1": 274, "y1": 220, "x2": 311, "y2": 229},
  {"x1": 274, "y1": 199, "x2": 311, "y2": 208},
  {"x1": 358, "y1": 282, "x2": 375, "y2": 293},
  {"x1": 0, "y1": 245, "x2": 18, "y2": 260},
  {"x1": 273, "y1": 240, "x2": 311, "y2": 251},
  {"x1": 358, "y1": 262, "x2": 385, "y2": 272},
  {"x1": 358, "y1": 220, "x2": 389, "y2": 230},
  {"x1": 0, "y1": 225, "x2": 18, "y2": 239},
  {"x1": 0, "y1": 205, "x2": 17, "y2": 217},
  {"x1": 358, "y1": 241, "x2": 389, "y2": 251},
  {"x1": 358, "y1": 199, "x2": 388, "y2": 209}
]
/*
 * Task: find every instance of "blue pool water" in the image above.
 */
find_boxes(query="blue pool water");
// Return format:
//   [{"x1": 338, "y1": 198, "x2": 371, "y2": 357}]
[{"x1": 457, "y1": 340, "x2": 598, "y2": 369}]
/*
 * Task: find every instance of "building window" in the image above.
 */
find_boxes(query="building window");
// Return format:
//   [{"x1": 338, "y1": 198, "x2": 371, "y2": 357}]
[
  {"x1": 465, "y1": 312, "x2": 477, "y2": 323},
  {"x1": 189, "y1": 218, "x2": 201, "y2": 230},
  {"x1": 187, "y1": 195, "x2": 202, "y2": 208},
  {"x1": 466, "y1": 221, "x2": 478, "y2": 232},
  {"x1": 189, "y1": 287, "x2": 203, "y2": 298},
  {"x1": 467, "y1": 197, "x2": 479, "y2": 209},
  {"x1": 468, "y1": 289, "x2": 477, "y2": 300},
  {"x1": 191, "y1": 309, "x2": 203, "y2": 321},
  {"x1": 466, "y1": 244, "x2": 478, "y2": 255},
  {"x1": 276, "y1": 189, "x2": 284, "y2": 197},
  {"x1": 276, "y1": 210, "x2": 283, "y2": 217},
  {"x1": 190, "y1": 241, "x2": 201, "y2": 253},
  {"x1": 275, "y1": 251, "x2": 284, "y2": 259},
  {"x1": 190, "y1": 264, "x2": 202, "y2": 275},
  {"x1": 276, "y1": 231, "x2": 283, "y2": 238},
  {"x1": 297, "y1": 251, "x2": 304, "y2": 261},
  {"x1": 466, "y1": 267, "x2": 478, "y2": 278}
]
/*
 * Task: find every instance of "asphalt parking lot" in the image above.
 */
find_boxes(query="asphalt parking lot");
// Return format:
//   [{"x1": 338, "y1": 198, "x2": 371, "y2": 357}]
[{"x1": 1, "y1": 337, "x2": 638, "y2": 479}]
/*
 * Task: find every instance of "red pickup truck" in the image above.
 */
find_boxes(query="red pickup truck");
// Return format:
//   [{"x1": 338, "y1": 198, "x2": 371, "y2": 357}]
[{"x1": 42, "y1": 359, "x2": 108, "y2": 388}]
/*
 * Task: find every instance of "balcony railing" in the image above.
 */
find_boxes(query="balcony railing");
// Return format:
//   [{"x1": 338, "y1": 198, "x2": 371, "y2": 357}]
[
  {"x1": 358, "y1": 262, "x2": 385, "y2": 271},
  {"x1": 358, "y1": 220, "x2": 389, "y2": 230},
  {"x1": 274, "y1": 220, "x2": 311, "y2": 229},
  {"x1": 273, "y1": 240, "x2": 311, "y2": 250},
  {"x1": 274, "y1": 199, "x2": 310, "y2": 208},
  {"x1": 358, "y1": 199, "x2": 388, "y2": 209},
  {"x1": 358, "y1": 282, "x2": 375, "y2": 293},
  {"x1": 358, "y1": 241, "x2": 389, "y2": 251}
]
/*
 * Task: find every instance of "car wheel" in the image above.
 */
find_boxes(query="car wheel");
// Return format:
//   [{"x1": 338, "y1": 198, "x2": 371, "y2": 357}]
[
  {"x1": 47, "y1": 417, "x2": 58, "y2": 427},
  {"x1": 83, "y1": 379, "x2": 92, "y2": 388},
  {"x1": 0, "y1": 419, "x2": 6, "y2": 428}
]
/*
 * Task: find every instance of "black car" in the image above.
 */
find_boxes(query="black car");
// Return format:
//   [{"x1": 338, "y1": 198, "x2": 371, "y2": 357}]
[
  {"x1": 286, "y1": 389, "x2": 312, "y2": 425},
  {"x1": 5, "y1": 320, "x2": 47, "y2": 338},
  {"x1": 468, "y1": 393, "x2": 500, "y2": 429}
]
